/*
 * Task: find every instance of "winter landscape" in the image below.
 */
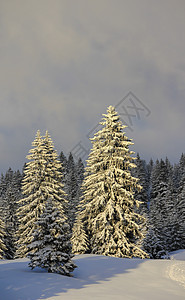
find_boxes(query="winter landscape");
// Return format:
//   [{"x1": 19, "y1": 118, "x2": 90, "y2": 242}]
[{"x1": 1, "y1": 1, "x2": 185, "y2": 300}]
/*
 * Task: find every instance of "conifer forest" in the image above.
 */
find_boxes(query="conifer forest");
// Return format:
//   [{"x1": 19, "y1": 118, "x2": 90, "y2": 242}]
[{"x1": 0, "y1": 106, "x2": 184, "y2": 276}]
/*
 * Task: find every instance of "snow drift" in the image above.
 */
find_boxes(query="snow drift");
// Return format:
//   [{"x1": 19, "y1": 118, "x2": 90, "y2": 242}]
[{"x1": 0, "y1": 250, "x2": 184, "y2": 300}]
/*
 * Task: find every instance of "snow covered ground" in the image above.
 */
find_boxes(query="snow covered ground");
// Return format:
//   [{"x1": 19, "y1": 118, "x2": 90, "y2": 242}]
[{"x1": 0, "y1": 250, "x2": 185, "y2": 300}]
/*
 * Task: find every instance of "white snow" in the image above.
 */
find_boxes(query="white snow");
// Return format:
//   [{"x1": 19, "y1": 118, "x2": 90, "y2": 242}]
[{"x1": 0, "y1": 250, "x2": 185, "y2": 300}]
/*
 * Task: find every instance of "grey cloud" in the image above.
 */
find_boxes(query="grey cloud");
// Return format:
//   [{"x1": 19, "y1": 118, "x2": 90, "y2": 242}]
[{"x1": 0, "y1": 0, "x2": 185, "y2": 172}]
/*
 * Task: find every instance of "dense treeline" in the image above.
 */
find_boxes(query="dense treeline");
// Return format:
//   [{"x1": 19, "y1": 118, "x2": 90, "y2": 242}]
[
  {"x1": 0, "y1": 106, "x2": 184, "y2": 276},
  {"x1": 133, "y1": 153, "x2": 185, "y2": 258},
  {"x1": 0, "y1": 146, "x2": 184, "y2": 261}
]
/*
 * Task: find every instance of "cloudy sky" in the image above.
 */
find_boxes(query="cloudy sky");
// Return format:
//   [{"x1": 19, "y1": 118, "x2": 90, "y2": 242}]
[{"x1": 0, "y1": 0, "x2": 185, "y2": 172}]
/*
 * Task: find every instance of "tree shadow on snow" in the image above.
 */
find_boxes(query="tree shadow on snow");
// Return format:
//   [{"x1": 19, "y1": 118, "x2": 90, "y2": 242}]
[{"x1": 0, "y1": 255, "x2": 144, "y2": 300}]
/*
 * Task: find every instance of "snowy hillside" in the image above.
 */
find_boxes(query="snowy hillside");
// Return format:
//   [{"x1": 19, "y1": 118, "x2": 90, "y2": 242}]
[{"x1": 0, "y1": 250, "x2": 185, "y2": 300}]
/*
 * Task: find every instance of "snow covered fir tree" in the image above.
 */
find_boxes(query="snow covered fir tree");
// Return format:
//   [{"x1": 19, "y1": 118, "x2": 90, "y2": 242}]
[
  {"x1": 16, "y1": 130, "x2": 76, "y2": 276},
  {"x1": 73, "y1": 106, "x2": 149, "y2": 258},
  {"x1": 28, "y1": 198, "x2": 76, "y2": 276}
]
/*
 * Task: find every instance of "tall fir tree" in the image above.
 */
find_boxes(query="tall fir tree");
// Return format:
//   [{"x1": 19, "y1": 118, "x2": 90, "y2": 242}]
[
  {"x1": 16, "y1": 130, "x2": 68, "y2": 257},
  {"x1": 76, "y1": 106, "x2": 148, "y2": 258}
]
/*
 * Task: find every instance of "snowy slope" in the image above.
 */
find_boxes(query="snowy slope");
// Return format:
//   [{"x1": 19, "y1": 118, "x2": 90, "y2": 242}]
[{"x1": 0, "y1": 250, "x2": 184, "y2": 300}]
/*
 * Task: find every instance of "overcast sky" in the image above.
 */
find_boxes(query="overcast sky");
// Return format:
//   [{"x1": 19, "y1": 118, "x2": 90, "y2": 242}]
[{"x1": 0, "y1": 0, "x2": 185, "y2": 172}]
